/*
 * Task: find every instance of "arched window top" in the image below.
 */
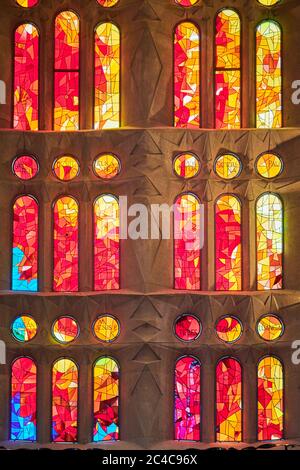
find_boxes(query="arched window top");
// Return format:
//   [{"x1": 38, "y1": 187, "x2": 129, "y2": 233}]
[
  {"x1": 175, "y1": 0, "x2": 199, "y2": 5},
  {"x1": 257, "y1": 0, "x2": 281, "y2": 5},
  {"x1": 256, "y1": 20, "x2": 282, "y2": 128},
  {"x1": 52, "y1": 358, "x2": 78, "y2": 442},
  {"x1": 257, "y1": 355, "x2": 284, "y2": 440},
  {"x1": 93, "y1": 356, "x2": 119, "y2": 442},
  {"x1": 174, "y1": 21, "x2": 200, "y2": 128},
  {"x1": 55, "y1": 11, "x2": 80, "y2": 70},
  {"x1": 14, "y1": 23, "x2": 39, "y2": 131},
  {"x1": 97, "y1": 0, "x2": 119, "y2": 6},
  {"x1": 16, "y1": 0, "x2": 38, "y2": 7},
  {"x1": 256, "y1": 191, "x2": 283, "y2": 210},
  {"x1": 215, "y1": 9, "x2": 240, "y2": 69}
]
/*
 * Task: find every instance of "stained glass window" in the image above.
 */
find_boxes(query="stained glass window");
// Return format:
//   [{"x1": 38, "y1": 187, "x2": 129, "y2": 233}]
[
  {"x1": 14, "y1": 24, "x2": 39, "y2": 130},
  {"x1": 12, "y1": 196, "x2": 38, "y2": 292},
  {"x1": 173, "y1": 153, "x2": 200, "y2": 179},
  {"x1": 216, "y1": 358, "x2": 242, "y2": 442},
  {"x1": 175, "y1": 356, "x2": 200, "y2": 441},
  {"x1": 93, "y1": 315, "x2": 120, "y2": 342},
  {"x1": 174, "y1": 314, "x2": 201, "y2": 342},
  {"x1": 257, "y1": 0, "x2": 281, "y2": 5},
  {"x1": 95, "y1": 23, "x2": 120, "y2": 129},
  {"x1": 174, "y1": 22, "x2": 200, "y2": 128},
  {"x1": 214, "y1": 153, "x2": 242, "y2": 179},
  {"x1": 11, "y1": 357, "x2": 37, "y2": 441},
  {"x1": 174, "y1": 193, "x2": 201, "y2": 290},
  {"x1": 11, "y1": 315, "x2": 37, "y2": 342},
  {"x1": 53, "y1": 197, "x2": 79, "y2": 292},
  {"x1": 256, "y1": 21, "x2": 282, "y2": 128},
  {"x1": 16, "y1": 0, "x2": 38, "y2": 6},
  {"x1": 257, "y1": 356, "x2": 284, "y2": 440},
  {"x1": 97, "y1": 0, "x2": 119, "y2": 6},
  {"x1": 215, "y1": 316, "x2": 243, "y2": 343},
  {"x1": 13, "y1": 155, "x2": 39, "y2": 180},
  {"x1": 93, "y1": 154, "x2": 121, "y2": 180},
  {"x1": 215, "y1": 9, "x2": 241, "y2": 129},
  {"x1": 52, "y1": 358, "x2": 78, "y2": 442},
  {"x1": 54, "y1": 11, "x2": 80, "y2": 131},
  {"x1": 52, "y1": 316, "x2": 79, "y2": 344},
  {"x1": 256, "y1": 193, "x2": 283, "y2": 290},
  {"x1": 255, "y1": 153, "x2": 283, "y2": 179},
  {"x1": 53, "y1": 156, "x2": 80, "y2": 181},
  {"x1": 175, "y1": 0, "x2": 199, "y2": 5},
  {"x1": 94, "y1": 195, "x2": 120, "y2": 290},
  {"x1": 93, "y1": 357, "x2": 119, "y2": 442},
  {"x1": 257, "y1": 315, "x2": 284, "y2": 341},
  {"x1": 215, "y1": 195, "x2": 242, "y2": 291}
]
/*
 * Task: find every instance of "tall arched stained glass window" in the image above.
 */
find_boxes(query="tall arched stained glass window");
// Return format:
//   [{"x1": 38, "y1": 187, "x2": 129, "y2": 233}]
[
  {"x1": 11, "y1": 357, "x2": 37, "y2": 441},
  {"x1": 53, "y1": 196, "x2": 79, "y2": 292},
  {"x1": 94, "y1": 195, "x2": 120, "y2": 290},
  {"x1": 94, "y1": 23, "x2": 120, "y2": 129},
  {"x1": 216, "y1": 357, "x2": 242, "y2": 442},
  {"x1": 12, "y1": 196, "x2": 38, "y2": 292},
  {"x1": 256, "y1": 20, "x2": 282, "y2": 128},
  {"x1": 215, "y1": 9, "x2": 241, "y2": 129},
  {"x1": 256, "y1": 193, "x2": 283, "y2": 290},
  {"x1": 175, "y1": 356, "x2": 201, "y2": 441},
  {"x1": 52, "y1": 358, "x2": 78, "y2": 443},
  {"x1": 93, "y1": 357, "x2": 119, "y2": 442},
  {"x1": 174, "y1": 22, "x2": 200, "y2": 128},
  {"x1": 174, "y1": 193, "x2": 201, "y2": 290},
  {"x1": 258, "y1": 356, "x2": 284, "y2": 441},
  {"x1": 13, "y1": 24, "x2": 39, "y2": 130},
  {"x1": 215, "y1": 195, "x2": 242, "y2": 291},
  {"x1": 54, "y1": 11, "x2": 80, "y2": 131}
]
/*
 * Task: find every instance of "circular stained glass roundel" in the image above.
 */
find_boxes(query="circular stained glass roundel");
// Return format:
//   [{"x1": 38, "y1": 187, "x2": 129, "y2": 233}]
[
  {"x1": 257, "y1": 314, "x2": 284, "y2": 341},
  {"x1": 52, "y1": 316, "x2": 79, "y2": 344},
  {"x1": 93, "y1": 153, "x2": 121, "y2": 180},
  {"x1": 257, "y1": 0, "x2": 280, "y2": 6},
  {"x1": 215, "y1": 316, "x2": 243, "y2": 343},
  {"x1": 53, "y1": 155, "x2": 80, "y2": 181},
  {"x1": 97, "y1": 0, "x2": 119, "y2": 7},
  {"x1": 173, "y1": 153, "x2": 200, "y2": 179},
  {"x1": 175, "y1": 0, "x2": 199, "y2": 6},
  {"x1": 93, "y1": 315, "x2": 120, "y2": 342},
  {"x1": 255, "y1": 153, "x2": 283, "y2": 179},
  {"x1": 16, "y1": 0, "x2": 39, "y2": 7},
  {"x1": 214, "y1": 154, "x2": 242, "y2": 180},
  {"x1": 13, "y1": 155, "x2": 39, "y2": 180},
  {"x1": 174, "y1": 314, "x2": 202, "y2": 342},
  {"x1": 11, "y1": 315, "x2": 38, "y2": 342}
]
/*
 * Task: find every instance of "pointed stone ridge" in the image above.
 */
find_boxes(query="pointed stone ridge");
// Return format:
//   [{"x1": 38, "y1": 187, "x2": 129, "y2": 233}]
[
  {"x1": 132, "y1": 344, "x2": 161, "y2": 363},
  {"x1": 133, "y1": 322, "x2": 160, "y2": 341},
  {"x1": 131, "y1": 131, "x2": 162, "y2": 155},
  {"x1": 133, "y1": 1, "x2": 160, "y2": 22}
]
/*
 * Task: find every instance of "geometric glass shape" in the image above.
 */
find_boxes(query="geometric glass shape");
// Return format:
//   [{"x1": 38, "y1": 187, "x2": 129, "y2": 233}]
[
  {"x1": 96, "y1": 0, "x2": 119, "y2": 6},
  {"x1": 52, "y1": 358, "x2": 78, "y2": 442},
  {"x1": 257, "y1": 314, "x2": 284, "y2": 342},
  {"x1": 175, "y1": 356, "x2": 201, "y2": 441},
  {"x1": 215, "y1": 316, "x2": 243, "y2": 343},
  {"x1": 93, "y1": 315, "x2": 120, "y2": 343},
  {"x1": 11, "y1": 357, "x2": 37, "y2": 441},
  {"x1": 13, "y1": 155, "x2": 39, "y2": 180},
  {"x1": 93, "y1": 357, "x2": 119, "y2": 442},
  {"x1": 94, "y1": 23, "x2": 120, "y2": 129},
  {"x1": 94, "y1": 195, "x2": 120, "y2": 290},
  {"x1": 174, "y1": 314, "x2": 202, "y2": 342},
  {"x1": 256, "y1": 20, "x2": 282, "y2": 128},
  {"x1": 11, "y1": 315, "x2": 37, "y2": 342},
  {"x1": 53, "y1": 155, "x2": 80, "y2": 181},
  {"x1": 12, "y1": 195, "x2": 38, "y2": 292},
  {"x1": 53, "y1": 197, "x2": 79, "y2": 292},
  {"x1": 214, "y1": 153, "x2": 242, "y2": 179},
  {"x1": 174, "y1": 22, "x2": 200, "y2": 128},
  {"x1": 215, "y1": 9, "x2": 241, "y2": 129},
  {"x1": 14, "y1": 24, "x2": 39, "y2": 130},
  {"x1": 54, "y1": 11, "x2": 80, "y2": 131},
  {"x1": 257, "y1": 0, "x2": 281, "y2": 6},
  {"x1": 215, "y1": 195, "x2": 242, "y2": 291},
  {"x1": 52, "y1": 316, "x2": 79, "y2": 344},
  {"x1": 175, "y1": 0, "x2": 199, "y2": 5},
  {"x1": 16, "y1": 0, "x2": 38, "y2": 6},
  {"x1": 256, "y1": 193, "x2": 283, "y2": 290},
  {"x1": 173, "y1": 153, "x2": 200, "y2": 179},
  {"x1": 93, "y1": 153, "x2": 121, "y2": 180},
  {"x1": 257, "y1": 356, "x2": 283, "y2": 441},
  {"x1": 174, "y1": 193, "x2": 201, "y2": 290},
  {"x1": 255, "y1": 152, "x2": 283, "y2": 179},
  {"x1": 216, "y1": 357, "x2": 242, "y2": 442}
]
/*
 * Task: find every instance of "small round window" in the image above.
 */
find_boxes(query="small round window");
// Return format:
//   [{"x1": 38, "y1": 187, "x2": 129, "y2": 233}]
[
  {"x1": 93, "y1": 315, "x2": 120, "y2": 342},
  {"x1": 173, "y1": 153, "x2": 200, "y2": 179},
  {"x1": 52, "y1": 316, "x2": 79, "y2": 344},
  {"x1": 174, "y1": 314, "x2": 202, "y2": 342},
  {"x1": 11, "y1": 315, "x2": 37, "y2": 342},
  {"x1": 13, "y1": 155, "x2": 39, "y2": 180},
  {"x1": 53, "y1": 155, "x2": 80, "y2": 181},
  {"x1": 93, "y1": 153, "x2": 121, "y2": 180},
  {"x1": 215, "y1": 316, "x2": 243, "y2": 343},
  {"x1": 214, "y1": 154, "x2": 242, "y2": 180},
  {"x1": 255, "y1": 153, "x2": 283, "y2": 179},
  {"x1": 257, "y1": 314, "x2": 284, "y2": 341}
]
